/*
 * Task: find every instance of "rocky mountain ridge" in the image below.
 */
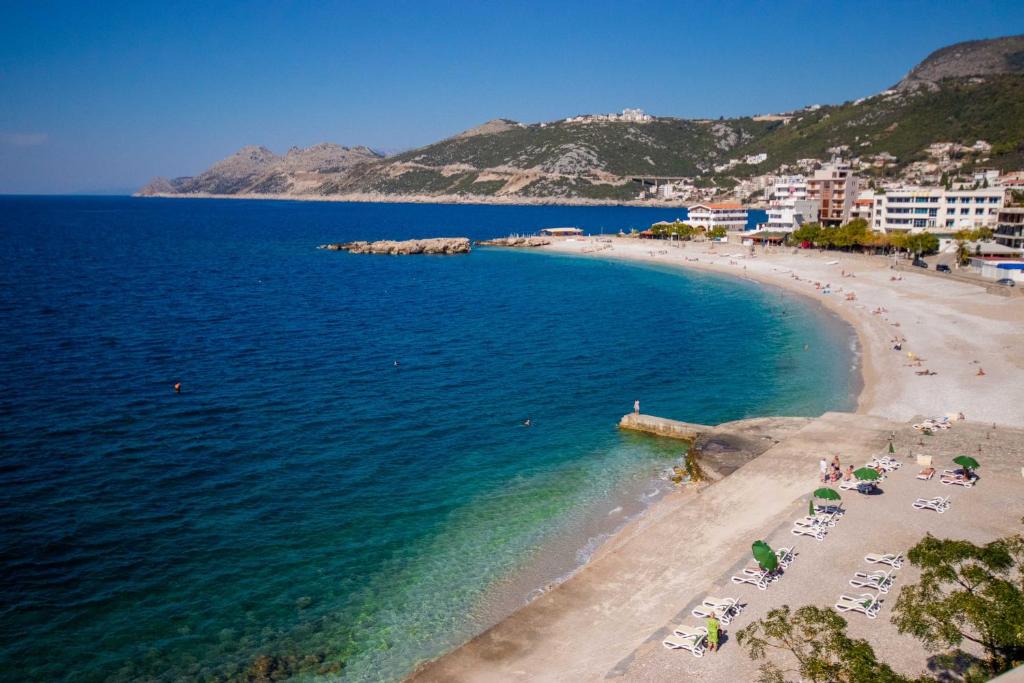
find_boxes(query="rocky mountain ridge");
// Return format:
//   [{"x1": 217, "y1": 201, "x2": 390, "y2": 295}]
[{"x1": 139, "y1": 34, "x2": 1024, "y2": 202}]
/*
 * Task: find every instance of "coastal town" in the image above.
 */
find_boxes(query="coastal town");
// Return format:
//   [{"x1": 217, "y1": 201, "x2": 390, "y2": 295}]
[{"x1": 632, "y1": 156, "x2": 1024, "y2": 287}]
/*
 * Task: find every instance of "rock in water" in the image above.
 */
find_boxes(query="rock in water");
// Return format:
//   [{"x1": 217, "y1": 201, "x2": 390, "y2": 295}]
[{"x1": 317, "y1": 237, "x2": 471, "y2": 254}]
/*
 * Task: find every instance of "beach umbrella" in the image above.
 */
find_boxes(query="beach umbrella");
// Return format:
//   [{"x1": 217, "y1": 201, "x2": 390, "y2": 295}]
[
  {"x1": 953, "y1": 455, "x2": 980, "y2": 470},
  {"x1": 752, "y1": 541, "x2": 778, "y2": 572},
  {"x1": 808, "y1": 499, "x2": 815, "y2": 516},
  {"x1": 813, "y1": 487, "x2": 842, "y2": 501},
  {"x1": 888, "y1": 441, "x2": 895, "y2": 454},
  {"x1": 853, "y1": 467, "x2": 881, "y2": 481}
]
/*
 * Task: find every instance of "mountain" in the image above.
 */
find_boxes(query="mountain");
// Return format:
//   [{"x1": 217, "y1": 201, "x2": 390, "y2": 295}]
[
  {"x1": 139, "y1": 144, "x2": 382, "y2": 196},
  {"x1": 896, "y1": 34, "x2": 1024, "y2": 90},
  {"x1": 139, "y1": 34, "x2": 1024, "y2": 203}
]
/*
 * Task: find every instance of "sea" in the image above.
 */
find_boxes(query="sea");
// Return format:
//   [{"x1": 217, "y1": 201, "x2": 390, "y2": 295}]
[{"x1": 0, "y1": 197, "x2": 856, "y2": 682}]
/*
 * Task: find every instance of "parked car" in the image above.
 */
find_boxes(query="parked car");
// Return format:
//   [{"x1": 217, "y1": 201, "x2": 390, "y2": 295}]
[
  {"x1": 912, "y1": 259, "x2": 928, "y2": 269},
  {"x1": 996, "y1": 278, "x2": 1016, "y2": 287},
  {"x1": 936, "y1": 264, "x2": 951, "y2": 273}
]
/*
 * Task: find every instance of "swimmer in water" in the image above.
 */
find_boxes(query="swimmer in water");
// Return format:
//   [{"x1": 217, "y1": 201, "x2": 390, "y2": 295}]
[
  {"x1": 523, "y1": 418, "x2": 531, "y2": 427},
  {"x1": 174, "y1": 382, "x2": 181, "y2": 393},
  {"x1": 393, "y1": 360, "x2": 400, "y2": 367}
]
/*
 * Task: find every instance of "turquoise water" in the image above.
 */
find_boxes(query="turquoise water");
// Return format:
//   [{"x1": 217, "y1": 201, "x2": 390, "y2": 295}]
[{"x1": 0, "y1": 197, "x2": 853, "y2": 681}]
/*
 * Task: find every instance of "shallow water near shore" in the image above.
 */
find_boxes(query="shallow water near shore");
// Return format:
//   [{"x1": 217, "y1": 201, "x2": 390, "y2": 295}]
[{"x1": 0, "y1": 197, "x2": 854, "y2": 681}]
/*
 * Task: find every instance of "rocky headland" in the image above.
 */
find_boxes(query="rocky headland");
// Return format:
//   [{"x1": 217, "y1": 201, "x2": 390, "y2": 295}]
[{"x1": 318, "y1": 237, "x2": 470, "y2": 255}]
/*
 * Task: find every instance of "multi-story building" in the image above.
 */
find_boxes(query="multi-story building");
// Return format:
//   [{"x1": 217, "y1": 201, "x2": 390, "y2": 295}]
[
  {"x1": 862, "y1": 187, "x2": 1004, "y2": 233},
  {"x1": 761, "y1": 199, "x2": 821, "y2": 232},
  {"x1": 766, "y1": 175, "x2": 809, "y2": 203},
  {"x1": 686, "y1": 203, "x2": 749, "y2": 231},
  {"x1": 807, "y1": 161, "x2": 859, "y2": 226},
  {"x1": 995, "y1": 207, "x2": 1024, "y2": 250}
]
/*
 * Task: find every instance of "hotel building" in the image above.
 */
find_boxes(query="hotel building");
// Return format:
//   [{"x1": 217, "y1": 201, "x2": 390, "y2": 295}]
[
  {"x1": 686, "y1": 203, "x2": 749, "y2": 231},
  {"x1": 995, "y1": 207, "x2": 1024, "y2": 250},
  {"x1": 862, "y1": 187, "x2": 1004, "y2": 233}
]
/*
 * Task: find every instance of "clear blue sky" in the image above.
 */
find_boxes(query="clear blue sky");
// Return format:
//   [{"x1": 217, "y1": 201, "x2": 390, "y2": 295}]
[{"x1": 1, "y1": 1, "x2": 1022, "y2": 193}]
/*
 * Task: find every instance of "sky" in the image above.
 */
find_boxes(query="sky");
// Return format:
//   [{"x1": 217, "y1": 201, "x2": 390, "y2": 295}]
[{"x1": 1, "y1": 1, "x2": 1023, "y2": 194}]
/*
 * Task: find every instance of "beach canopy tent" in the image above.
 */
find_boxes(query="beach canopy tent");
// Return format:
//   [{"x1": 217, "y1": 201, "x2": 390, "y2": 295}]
[{"x1": 752, "y1": 540, "x2": 779, "y2": 572}]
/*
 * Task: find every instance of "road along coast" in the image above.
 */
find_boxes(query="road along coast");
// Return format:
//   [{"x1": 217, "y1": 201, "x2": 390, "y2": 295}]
[{"x1": 407, "y1": 237, "x2": 1024, "y2": 682}]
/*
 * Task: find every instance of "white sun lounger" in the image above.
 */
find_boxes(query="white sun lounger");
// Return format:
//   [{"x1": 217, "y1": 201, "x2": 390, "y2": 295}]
[
  {"x1": 691, "y1": 597, "x2": 742, "y2": 625},
  {"x1": 835, "y1": 592, "x2": 882, "y2": 618},
  {"x1": 849, "y1": 569, "x2": 896, "y2": 594},
  {"x1": 864, "y1": 552, "x2": 903, "y2": 569},
  {"x1": 663, "y1": 625, "x2": 707, "y2": 656},
  {"x1": 913, "y1": 496, "x2": 951, "y2": 513},
  {"x1": 838, "y1": 479, "x2": 862, "y2": 492},
  {"x1": 775, "y1": 546, "x2": 796, "y2": 569},
  {"x1": 940, "y1": 472, "x2": 975, "y2": 488},
  {"x1": 870, "y1": 457, "x2": 901, "y2": 472},
  {"x1": 731, "y1": 566, "x2": 773, "y2": 589},
  {"x1": 791, "y1": 524, "x2": 826, "y2": 541}
]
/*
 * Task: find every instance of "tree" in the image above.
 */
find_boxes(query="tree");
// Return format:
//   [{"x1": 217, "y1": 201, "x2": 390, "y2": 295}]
[
  {"x1": 906, "y1": 232, "x2": 939, "y2": 257},
  {"x1": 708, "y1": 225, "x2": 728, "y2": 240},
  {"x1": 789, "y1": 222, "x2": 823, "y2": 246},
  {"x1": 891, "y1": 533, "x2": 1024, "y2": 677},
  {"x1": 737, "y1": 605, "x2": 924, "y2": 683}
]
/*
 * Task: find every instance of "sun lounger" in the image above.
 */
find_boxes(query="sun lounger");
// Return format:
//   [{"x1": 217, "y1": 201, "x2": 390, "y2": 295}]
[
  {"x1": 850, "y1": 569, "x2": 896, "y2": 594},
  {"x1": 838, "y1": 479, "x2": 862, "y2": 492},
  {"x1": 691, "y1": 597, "x2": 742, "y2": 625},
  {"x1": 835, "y1": 592, "x2": 882, "y2": 618},
  {"x1": 870, "y1": 458, "x2": 901, "y2": 472},
  {"x1": 663, "y1": 625, "x2": 707, "y2": 656},
  {"x1": 775, "y1": 547, "x2": 795, "y2": 569},
  {"x1": 791, "y1": 524, "x2": 826, "y2": 541},
  {"x1": 940, "y1": 474, "x2": 975, "y2": 488},
  {"x1": 731, "y1": 566, "x2": 773, "y2": 589},
  {"x1": 912, "y1": 496, "x2": 951, "y2": 513},
  {"x1": 917, "y1": 467, "x2": 935, "y2": 480},
  {"x1": 864, "y1": 552, "x2": 903, "y2": 569}
]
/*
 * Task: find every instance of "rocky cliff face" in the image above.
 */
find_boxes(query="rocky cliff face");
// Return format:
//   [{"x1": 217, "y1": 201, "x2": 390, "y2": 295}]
[
  {"x1": 318, "y1": 238, "x2": 471, "y2": 255},
  {"x1": 138, "y1": 143, "x2": 382, "y2": 196},
  {"x1": 896, "y1": 34, "x2": 1024, "y2": 90}
]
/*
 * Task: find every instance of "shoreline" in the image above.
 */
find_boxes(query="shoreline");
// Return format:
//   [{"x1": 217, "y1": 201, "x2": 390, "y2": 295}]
[
  {"x1": 407, "y1": 236, "x2": 1024, "y2": 681},
  {"x1": 134, "y1": 191, "x2": 697, "y2": 209}
]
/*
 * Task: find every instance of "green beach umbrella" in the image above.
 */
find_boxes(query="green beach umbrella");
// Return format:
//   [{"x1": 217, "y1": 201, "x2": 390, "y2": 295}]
[
  {"x1": 809, "y1": 498, "x2": 815, "y2": 516},
  {"x1": 953, "y1": 455, "x2": 980, "y2": 470},
  {"x1": 888, "y1": 441, "x2": 895, "y2": 454},
  {"x1": 813, "y1": 487, "x2": 842, "y2": 501},
  {"x1": 853, "y1": 467, "x2": 881, "y2": 481},
  {"x1": 752, "y1": 541, "x2": 778, "y2": 572}
]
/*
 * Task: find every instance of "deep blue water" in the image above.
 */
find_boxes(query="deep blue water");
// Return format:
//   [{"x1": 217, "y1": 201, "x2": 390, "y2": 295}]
[{"x1": 0, "y1": 197, "x2": 848, "y2": 682}]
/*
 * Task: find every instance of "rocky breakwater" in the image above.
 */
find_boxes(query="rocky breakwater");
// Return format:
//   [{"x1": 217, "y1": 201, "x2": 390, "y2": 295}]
[
  {"x1": 318, "y1": 237, "x2": 470, "y2": 255},
  {"x1": 475, "y1": 236, "x2": 551, "y2": 248}
]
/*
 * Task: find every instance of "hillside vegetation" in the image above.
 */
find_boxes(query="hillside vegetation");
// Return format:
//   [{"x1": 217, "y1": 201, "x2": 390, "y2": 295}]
[{"x1": 139, "y1": 34, "x2": 1024, "y2": 202}]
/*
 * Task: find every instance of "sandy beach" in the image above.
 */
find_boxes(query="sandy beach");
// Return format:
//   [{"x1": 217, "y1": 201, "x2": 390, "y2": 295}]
[{"x1": 409, "y1": 237, "x2": 1024, "y2": 682}]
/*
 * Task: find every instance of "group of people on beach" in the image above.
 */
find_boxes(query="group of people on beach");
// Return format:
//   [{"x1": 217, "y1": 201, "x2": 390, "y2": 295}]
[{"x1": 818, "y1": 454, "x2": 855, "y2": 484}]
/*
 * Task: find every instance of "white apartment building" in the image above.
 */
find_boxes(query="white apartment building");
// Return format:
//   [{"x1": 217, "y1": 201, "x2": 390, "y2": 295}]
[
  {"x1": 766, "y1": 175, "x2": 809, "y2": 203},
  {"x1": 686, "y1": 203, "x2": 749, "y2": 231},
  {"x1": 862, "y1": 187, "x2": 1004, "y2": 233},
  {"x1": 761, "y1": 199, "x2": 821, "y2": 232}
]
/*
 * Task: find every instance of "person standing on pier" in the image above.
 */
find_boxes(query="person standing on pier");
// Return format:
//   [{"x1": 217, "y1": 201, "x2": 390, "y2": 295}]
[{"x1": 634, "y1": 399, "x2": 640, "y2": 415}]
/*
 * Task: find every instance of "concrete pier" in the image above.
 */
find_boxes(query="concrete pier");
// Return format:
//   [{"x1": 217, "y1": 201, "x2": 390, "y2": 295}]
[{"x1": 618, "y1": 413, "x2": 710, "y2": 440}]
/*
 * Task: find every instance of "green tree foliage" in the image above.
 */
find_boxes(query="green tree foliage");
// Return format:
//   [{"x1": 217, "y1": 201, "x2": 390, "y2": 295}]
[
  {"x1": 954, "y1": 227, "x2": 996, "y2": 265},
  {"x1": 649, "y1": 220, "x2": 698, "y2": 240},
  {"x1": 708, "y1": 226, "x2": 728, "y2": 240},
  {"x1": 788, "y1": 222, "x2": 823, "y2": 246},
  {"x1": 736, "y1": 605, "x2": 924, "y2": 683},
  {"x1": 891, "y1": 533, "x2": 1024, "y2": 677}
]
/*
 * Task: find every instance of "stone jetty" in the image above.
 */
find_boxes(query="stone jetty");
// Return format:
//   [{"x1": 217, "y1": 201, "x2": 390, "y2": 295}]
[
  {"x1": 318, "y1": 237, "x2": 470, "y2": 255},
  {"x1": 475, "y1": 236, "x2": 552, "y2": 248}
]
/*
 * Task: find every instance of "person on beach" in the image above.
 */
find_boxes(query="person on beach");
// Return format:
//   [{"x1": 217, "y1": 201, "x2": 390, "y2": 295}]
[
  {"x1": 706, "y1": 613, "x2": 720, "y2": 654},
  {"x1": 634, "y1": 399, "x2": 640, "y2": 415},
  {"x1": 845, "y1": 465, "x2": 855, "y2": 481},
  {"x1": 819, "y1": 458, "x2": 828, "y2": 483}
]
